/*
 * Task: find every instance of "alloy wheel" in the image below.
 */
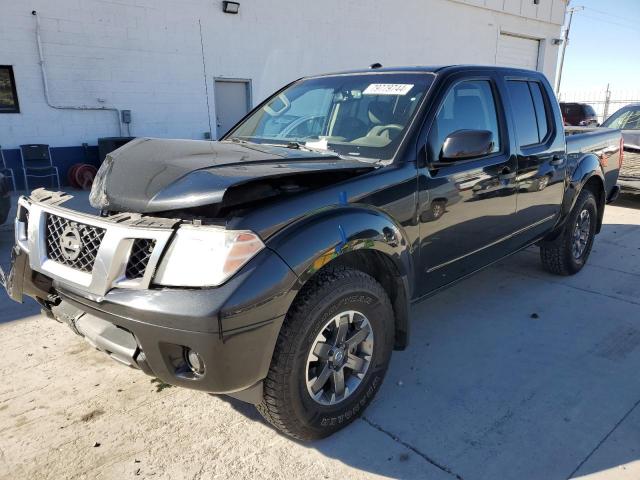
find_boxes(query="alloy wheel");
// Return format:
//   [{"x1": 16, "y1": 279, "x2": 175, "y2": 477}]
[
  {"x1": 305, "y1": 310, "x2": 374, "y2": 405},
  {"x1": 572, "y1": 209, "x2": 591, "y2": 259}
]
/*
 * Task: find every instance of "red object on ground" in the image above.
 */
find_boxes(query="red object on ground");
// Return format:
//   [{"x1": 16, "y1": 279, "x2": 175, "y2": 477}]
[{"x1": 67, "y1": 163, "x2": 98, "y2": 190}]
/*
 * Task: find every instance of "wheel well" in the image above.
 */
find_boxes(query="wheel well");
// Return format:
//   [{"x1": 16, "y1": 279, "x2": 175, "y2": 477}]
[
  {"x1": 582, "y1": 176, "x2": 605, "y2": 233},
  {"x1": 300, "y1": 250, "x2": 410, "y2": 351}
]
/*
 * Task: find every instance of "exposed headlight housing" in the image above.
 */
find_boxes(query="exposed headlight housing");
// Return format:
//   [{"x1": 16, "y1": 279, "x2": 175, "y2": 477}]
[
  {"x1": 89, "y1": 155, "x2": 113, "y2": 209},
  {"x1": 153, "y1": 225, "x2": 265, "y2": 287}
]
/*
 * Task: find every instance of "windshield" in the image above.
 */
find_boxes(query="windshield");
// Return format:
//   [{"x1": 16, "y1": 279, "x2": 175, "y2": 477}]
[
  {"x1": 602, "y1": 106, "x2": 640, "y2": 130},
  {"x1": 226, "y1": 73, "x2": 434, "y2": 160}
]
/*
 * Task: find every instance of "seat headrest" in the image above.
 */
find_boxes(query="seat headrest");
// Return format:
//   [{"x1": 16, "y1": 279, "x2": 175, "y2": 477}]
[
  {"x1": 453, "y1": 95, "x2": 485, "y2": 130},
  {"x1": 368, "y1": 102, "x2": 394, "y2": 125}
]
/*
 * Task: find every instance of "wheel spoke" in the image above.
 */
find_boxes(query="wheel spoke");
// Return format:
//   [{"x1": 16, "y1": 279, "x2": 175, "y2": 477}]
[
  {"x1": 332, "y1": 369, "x2": 345, "y2": 397},
  {"x1": 345, "y1": 324, "x2": 371, "y2": 349},
  {"x1": 345, "y1": 354, "x2": 365, "y2": 373},
  {"x1": 571, "y1": 211, "x2": 592, "y2": 259},
  {"x1": 312, "y1": 342, "x2": 332, "y2": 360},
  {"x1": 310, "y1": 364, "x2": 332, "y2": 394},
  {"x1": 335, "y1": 314, "x2": 349, "y2": 344}
]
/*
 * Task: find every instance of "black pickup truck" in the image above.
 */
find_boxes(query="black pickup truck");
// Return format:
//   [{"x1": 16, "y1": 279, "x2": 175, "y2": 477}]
[{"x1": 1, "y1": 66, "x2": 622, "y2": 440}]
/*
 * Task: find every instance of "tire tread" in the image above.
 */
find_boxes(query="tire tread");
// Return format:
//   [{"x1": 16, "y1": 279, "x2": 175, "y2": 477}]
[
  {"x1": 256, "y1": 265, "x2": 391, "y2": 440},
  {"x1": 540, "y1": 189, "x2": 597, "y2": 276}
]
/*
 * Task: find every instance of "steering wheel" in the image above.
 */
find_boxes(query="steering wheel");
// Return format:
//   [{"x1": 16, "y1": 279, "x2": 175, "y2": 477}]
[{"x1": 277, "y1": 115, "x2": 324, "y2": 139}]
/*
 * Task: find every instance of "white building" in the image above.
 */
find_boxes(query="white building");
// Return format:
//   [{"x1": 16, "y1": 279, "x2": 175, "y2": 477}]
[{"x1": 0, "y1": 0, "x2": 567, "y2": 154}]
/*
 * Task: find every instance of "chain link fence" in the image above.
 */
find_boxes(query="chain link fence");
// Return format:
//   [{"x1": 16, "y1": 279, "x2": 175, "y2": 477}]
[{"x1": 558, "y1": 87, "x2": 640, "y2": 124}]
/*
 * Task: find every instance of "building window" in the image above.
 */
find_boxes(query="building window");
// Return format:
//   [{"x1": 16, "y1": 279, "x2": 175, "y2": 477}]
[{"x1": 0, "y1": 66, "x2": 20, "y2": 114}]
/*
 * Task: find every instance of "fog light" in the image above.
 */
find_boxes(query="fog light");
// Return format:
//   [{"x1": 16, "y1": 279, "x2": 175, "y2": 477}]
[{"x1": 185, "y1": 348, "x2": 205, "y2": 375}]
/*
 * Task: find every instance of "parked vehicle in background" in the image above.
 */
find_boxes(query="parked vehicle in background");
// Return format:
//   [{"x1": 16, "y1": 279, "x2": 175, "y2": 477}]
[
  {"x1": 560, "y1": 102, "x2": 599, "y2": 126},
  {"x1": 2, "y1": 65, "x2": 622, "y2": 440},
  {"x1": 602, "y1": 104, "x2": 640, "y2": 192},
  {"x1": 0, "y1": 174, "x2": 10, "y2": 225}
]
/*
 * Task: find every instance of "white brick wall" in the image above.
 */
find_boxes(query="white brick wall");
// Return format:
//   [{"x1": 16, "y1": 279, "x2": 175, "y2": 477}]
[{"x1": 0, "y1": 0, "x2": 565, "y2": 148}]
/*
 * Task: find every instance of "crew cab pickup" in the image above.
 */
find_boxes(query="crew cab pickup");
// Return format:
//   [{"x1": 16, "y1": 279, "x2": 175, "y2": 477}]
[{"x1": 1, "y1": 66, "x2": 622, "y2": 440}]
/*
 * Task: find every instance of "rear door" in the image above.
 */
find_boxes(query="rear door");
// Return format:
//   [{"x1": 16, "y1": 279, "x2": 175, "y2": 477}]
[
  {"x1": 503, "y1": 76, "x2": 566, "y2": 238},
  {"x1": 416, "y1": 72, "x2": 518, "y2": 294}
]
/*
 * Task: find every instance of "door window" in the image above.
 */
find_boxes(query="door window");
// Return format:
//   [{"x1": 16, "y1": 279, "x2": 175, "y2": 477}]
[
  {"x1": 507, "y1": 81, "x2": 540, "y2": 146},
  {"x1": 428, "y1": 80, "x2": 501, "y2": 161},
  {"x1": 529, "y1": 82, "x2": 550, "y2": 141}
]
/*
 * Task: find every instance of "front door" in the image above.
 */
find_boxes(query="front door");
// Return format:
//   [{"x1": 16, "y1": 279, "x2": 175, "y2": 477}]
[
  {"x1": 214, "y1": 79, "x2": 251, "y2": 138},
  {"x1": 417, "y1": 76, "x2": 518, "y2": 295}
]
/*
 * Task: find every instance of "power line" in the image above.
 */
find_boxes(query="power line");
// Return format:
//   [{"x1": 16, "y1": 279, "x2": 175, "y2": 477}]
[
  {"x1": 584, "y1": 6, "x2": 640, "y2": 25},
  {"x1": 580, "y1": 12, "x2": 640, "y2": 31}
]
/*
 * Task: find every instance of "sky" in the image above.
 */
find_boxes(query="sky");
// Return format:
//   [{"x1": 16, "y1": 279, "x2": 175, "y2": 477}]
[{"x1": 558, "y1": 0, "x2": 640, "y2": 95}]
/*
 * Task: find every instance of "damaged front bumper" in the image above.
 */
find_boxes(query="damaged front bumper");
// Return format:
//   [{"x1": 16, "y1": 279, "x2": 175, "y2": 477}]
[{"x1": 2, "y1": 191, "x2": 299, "y2": 404}]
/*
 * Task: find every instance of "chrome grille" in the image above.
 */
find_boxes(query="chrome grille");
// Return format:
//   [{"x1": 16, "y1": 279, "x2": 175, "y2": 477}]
[
  {"x1": 125, "y1": 239, "x2": 156, "y2": 279},
  {"x1": 46, "y1": 214, "x2": 106, "y2": 273}
]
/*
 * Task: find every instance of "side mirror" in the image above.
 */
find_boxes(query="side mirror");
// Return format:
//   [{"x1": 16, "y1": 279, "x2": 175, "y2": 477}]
[{"x1": 441, "y1": 129, "x2": 494, "y2": 162}]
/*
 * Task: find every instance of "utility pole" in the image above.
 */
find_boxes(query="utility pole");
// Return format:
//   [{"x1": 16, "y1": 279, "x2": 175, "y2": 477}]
[
  {"x1": 603, "y1": 83, "x2": 612, "y2": 123},
  {"x1": 555, "y1": 6, "x2": 584, "y2": 94}
]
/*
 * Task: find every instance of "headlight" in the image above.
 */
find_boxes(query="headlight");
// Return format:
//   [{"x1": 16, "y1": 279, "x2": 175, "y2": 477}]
[{"x1": 154, "y1": 225, "x2": 265, "y2": 287}]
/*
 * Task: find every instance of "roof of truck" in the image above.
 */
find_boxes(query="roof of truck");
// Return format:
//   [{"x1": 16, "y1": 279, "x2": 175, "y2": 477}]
[{"x1": 311, "y1": 64, "x2": 544, "y2": 77}]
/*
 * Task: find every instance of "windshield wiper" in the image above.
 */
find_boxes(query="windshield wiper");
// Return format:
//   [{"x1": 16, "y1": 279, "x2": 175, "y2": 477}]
[
  {"x1": 229, "y1": 138, "x2": 379, "y2": 164},
  {"x1": 282, "y1": 141, "x2": 330, "y2": 153},
  {"x1": 229, "y1": 138, "x2": 318, "y2": 152}
]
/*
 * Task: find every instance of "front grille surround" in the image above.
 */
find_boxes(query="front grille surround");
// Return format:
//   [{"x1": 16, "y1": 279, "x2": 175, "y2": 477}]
[
  {"x1": 18, "y1": 197, "x2": 175, "y2": 297},
  {"x1": 46, "y1": 214, "x2": 106, "y2": 273},
  {"x1": 126, "y1": 239, "x2": 156, "y2": 279}
]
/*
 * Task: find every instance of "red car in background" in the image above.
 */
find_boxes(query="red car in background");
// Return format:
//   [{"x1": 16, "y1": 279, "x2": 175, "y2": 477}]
[{"x1": 560, "y1": 102, "x2": 599, "y2": 126}]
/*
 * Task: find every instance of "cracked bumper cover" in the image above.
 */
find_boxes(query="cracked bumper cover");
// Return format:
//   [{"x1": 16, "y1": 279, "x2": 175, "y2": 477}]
[{"x1": 3, "y1": 245, "x2": 299, "y2": 403}]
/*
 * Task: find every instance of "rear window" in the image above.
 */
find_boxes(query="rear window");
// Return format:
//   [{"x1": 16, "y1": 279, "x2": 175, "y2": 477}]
[{"x1": 562, "y1": 104, "x2": 581, "y2": 116}]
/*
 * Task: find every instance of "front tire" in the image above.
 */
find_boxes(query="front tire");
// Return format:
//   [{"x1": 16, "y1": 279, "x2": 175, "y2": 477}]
[
  {"x1": 540, "y1": 189, "x2": 598, "y2": 275},
  {"x1": 256, "y1": 266, "x2": 394, "y2": 440}
]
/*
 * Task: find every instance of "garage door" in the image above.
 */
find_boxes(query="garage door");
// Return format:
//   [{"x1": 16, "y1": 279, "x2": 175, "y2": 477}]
[{"x1": 496, "y1": 33, "x2": 540, "y2": 70}]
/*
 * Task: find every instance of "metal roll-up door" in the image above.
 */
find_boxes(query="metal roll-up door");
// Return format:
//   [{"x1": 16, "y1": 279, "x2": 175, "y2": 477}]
[{"x1": 496, "y1": 33, "x2": 540, "y2": 71}]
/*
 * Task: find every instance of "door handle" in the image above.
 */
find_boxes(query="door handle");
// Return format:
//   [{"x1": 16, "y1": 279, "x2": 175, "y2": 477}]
[{"x1": 550, "y1": 155, "x2": 564, "y2": 166}]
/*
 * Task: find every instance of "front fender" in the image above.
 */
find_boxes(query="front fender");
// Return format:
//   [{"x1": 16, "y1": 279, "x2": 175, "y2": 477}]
[{"x1": 268, "y1": 205, "x2": 414, "y2": 293}]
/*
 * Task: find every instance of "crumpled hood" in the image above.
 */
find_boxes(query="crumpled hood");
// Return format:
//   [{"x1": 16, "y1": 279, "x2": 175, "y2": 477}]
[{"x1": 90, "y1": 137, "x2": 373, "y2": 213}]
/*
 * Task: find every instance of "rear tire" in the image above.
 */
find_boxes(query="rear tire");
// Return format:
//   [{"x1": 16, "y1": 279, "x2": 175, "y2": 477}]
[
  {"x1": 256, "y1": 266, "x2": 394, "y2": 440},
  {"x1": 540, "y1": 189, "x2": 598, "y2": 275}
]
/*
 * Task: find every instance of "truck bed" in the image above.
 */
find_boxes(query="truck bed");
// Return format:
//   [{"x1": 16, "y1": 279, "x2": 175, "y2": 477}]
[{"x1": 565, "y1": 127, "x2": 622, "y2": 198}]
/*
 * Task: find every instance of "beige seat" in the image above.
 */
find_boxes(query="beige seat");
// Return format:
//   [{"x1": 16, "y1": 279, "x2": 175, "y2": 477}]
[{"x1": 351, "y1": 102, "x2": 403, "y2": 147}]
